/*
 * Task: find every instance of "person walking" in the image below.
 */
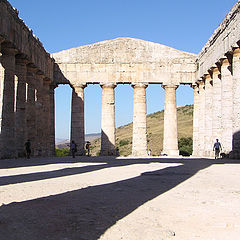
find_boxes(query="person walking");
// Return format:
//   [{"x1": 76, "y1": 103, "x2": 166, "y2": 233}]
[
  {"x1": 85, "y1": 141, "x2": 91, "y2": 156},
  {"x1": 70, "y1": 140, "x2": 77, "y2": 158},
  {"x1": 213, "y1": 139, "x2": 222, "y2": 159},
  {"x1": 25, "y1": 139, "x2": 31, "y2": 159}
]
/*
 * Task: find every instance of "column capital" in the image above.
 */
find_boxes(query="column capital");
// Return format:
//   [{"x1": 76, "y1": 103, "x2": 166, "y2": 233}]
[
  {"x1": 162, "y1": 84, "x2": 178, "y2": 90},
  {"x1": 131, "y1": 83, "x2": 148, "y2": 89},
  {"x1": 221, "y1": 57, "x2": 231, "y2": 66},
  {"x1": 203, "y1": 74, "x2": 212, "y2": 84},
  {"x1": 1, "y1": 43, "x2": 18, "y2": 56},
  {"x1": 191, "y1": 83, "x2": 199, "y2": 90},
  {"x1": 100, "y1": 83, "x2": 116, "y2": 89},
  {"x1": 233, "y1": 48, "x2": 240, "y2": 56},
  {"x1": 212, "y1": 66, "x2": 220, "y2": 75},
  {"x1": 15, "y1": 54, "x2": 29, "y2": 66}
]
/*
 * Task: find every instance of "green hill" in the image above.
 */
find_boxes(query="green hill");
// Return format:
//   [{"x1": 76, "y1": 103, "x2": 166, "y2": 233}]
[{"x1": 90, "y1": 105, "x2": 193, "y2": 156}]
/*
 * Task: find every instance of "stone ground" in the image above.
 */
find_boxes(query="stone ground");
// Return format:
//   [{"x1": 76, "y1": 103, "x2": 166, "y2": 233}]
[{"x1": 0, "y1": 156, "x2": 240, "y2": 240}]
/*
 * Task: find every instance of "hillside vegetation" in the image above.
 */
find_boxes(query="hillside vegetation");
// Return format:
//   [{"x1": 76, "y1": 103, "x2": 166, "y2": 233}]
[{"x1": 90, "y1": 105, "x2": 193, "y2": 156}]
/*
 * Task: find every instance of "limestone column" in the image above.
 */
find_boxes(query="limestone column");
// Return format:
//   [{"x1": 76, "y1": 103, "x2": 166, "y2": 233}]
[
  {"x1": 212, "y1": 67, "x2": 222, "y2": 149},
  {"x1": 204, "y1": 74, "x2": 213, "y2": 157},
  {"x1": 26, "y1": 65, "x2": 37, "y2": 156},
  {"x1": 132, "y1": 83, "x2": 148, "y2": 156},
  {"x1": 42, "y1": 80, "x2": 51, "y2": 156},
  {"x1": 192, "y1": 84, "x2": 200, "y2": 156},
  {"x1": 34, "y1": 72, "x2": 45, "y2": 156},
  {"x1": 0, "y1": 45, "x2": 18, "y2": 158},
  {"x1": 100, "y1": 83, "x2": 116, "y2": 156},
  {"x1": 221, "y1": 58, "x2": 233, "y2": 154},
  {"x1": 162, "y1": 84, "x2": 179, "y2": 156},
  {"x1": 15, "y1": 56, "x2": 28, "y2": 157},
  {"x1": 198, "y1": 81, "x2": 205, "y2": 156},
  {"x1": 71, "y1": 84, "x2": 86, "y2": 155},
  {"x1": 49, "y1": 84, "x2": 56, "y2": 156},
  {"x1": 232, "y1": 48, "x2": 240, "y2": 158}
]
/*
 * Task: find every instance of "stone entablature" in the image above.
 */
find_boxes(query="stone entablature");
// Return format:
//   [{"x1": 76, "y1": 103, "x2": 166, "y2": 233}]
[
  {"x1": 197, "y1": 1, "x2": 240, "y2": 78},
  {"x1": 52, "y1": 38, "x2": 196, "y2": 86},
  {"x1": 0, "y1": 0, "x2": 54, "y2": 79}
]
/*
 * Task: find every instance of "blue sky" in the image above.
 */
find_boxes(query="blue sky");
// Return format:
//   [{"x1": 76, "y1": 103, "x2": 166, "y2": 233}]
[{"x1": 8, "y1": 0, "x2": 237, "y2": 139}]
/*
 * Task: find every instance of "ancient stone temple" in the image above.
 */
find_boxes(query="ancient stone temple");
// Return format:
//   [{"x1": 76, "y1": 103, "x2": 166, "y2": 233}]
[{"x1": 1, "y1": 0, "x2": 240, "y2": 158}]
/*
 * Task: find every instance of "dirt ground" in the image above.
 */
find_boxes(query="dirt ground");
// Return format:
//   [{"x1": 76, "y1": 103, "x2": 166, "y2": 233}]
[{"x1": 0, "y1": 156, "x2": 239, "y2": 240}]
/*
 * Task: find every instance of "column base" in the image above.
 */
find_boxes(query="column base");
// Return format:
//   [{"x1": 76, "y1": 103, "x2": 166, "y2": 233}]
[{"x1": 161, "y1": 149, "x2": 179, "y2": 157}]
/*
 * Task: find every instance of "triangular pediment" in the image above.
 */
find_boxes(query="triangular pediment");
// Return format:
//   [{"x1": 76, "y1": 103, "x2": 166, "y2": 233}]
[{"x1": 52, "y1": 37, "x2": 196, "y2": 64}]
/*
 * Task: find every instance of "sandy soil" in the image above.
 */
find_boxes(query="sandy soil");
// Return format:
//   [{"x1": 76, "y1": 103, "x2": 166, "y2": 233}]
[{"x1": 0, "y1": 156, "x2": 239, "y2": 240}]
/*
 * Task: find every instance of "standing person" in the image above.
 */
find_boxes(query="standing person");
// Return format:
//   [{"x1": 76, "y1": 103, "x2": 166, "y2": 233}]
[
  {"x1": 70, "y1": 140, "x2": 77, "y2": 158},
  {"x1": 213, "y1": 139, "x2": 222, "y2": 159},
  {"x1": 25, "y1": 139, "x2": 31, "y2": 159},
  {"x1": 148, "y1": 149, "x2": 152, "y2": 156},
  {"x1": 85, "y1": 141, "x2": 91, "y2": 156}
]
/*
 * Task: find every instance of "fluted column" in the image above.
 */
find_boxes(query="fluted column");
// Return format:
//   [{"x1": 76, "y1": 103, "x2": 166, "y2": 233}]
[
  {"x1": 221, "y1": 58, "x2": 233, "y2": 154},
  {"x1": 232, "y1": 48, "x2": 240, "y2": 158},
  {"x1": 198, "y1": 81, "x2": 205, "y2": 156},
  {"x1": 15, "y1": 56, "x2": 28, "y2": 157},
  {"x1": 42, "y1": 80, "x2": 51, "y2": 156},
  {"x1": 192, "y1": 84, "x2": 200, "y2": 156},
  {"x1": 100, "y1": 83, "x2": 116, "y2": 156},
  {"x1": 71, "y1": 84, "x2": 86, "y2": 155},
  {"x1": 0, "y1": 45, "x2": 18, "y2": 158},
  {"x1": 162, "y1": 84, "x2": 179, "y2": 156},
  {"x1": 132, "y1": 83, "x2": 148, "y2": 156},
  {"x1": 212, "y1": 67, "x2": 222, "y2": 148},
  {"x1": 26, "y1": 65, "x2": 37, "y2": 156},
  {"x1": 204, "y1": 74, "x2": 213, "y2": 157},
  {"x1": 34, "y1": 72, "x2": 45, "y2": 156},
  {"x1": 49, "y1": 84, "x2": 56, "y2": 156}
]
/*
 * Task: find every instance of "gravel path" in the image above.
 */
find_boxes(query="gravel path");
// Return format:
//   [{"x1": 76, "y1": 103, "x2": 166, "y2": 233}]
[{"x1": 0, "y1": 156, "x2": 239, "y2": 240}]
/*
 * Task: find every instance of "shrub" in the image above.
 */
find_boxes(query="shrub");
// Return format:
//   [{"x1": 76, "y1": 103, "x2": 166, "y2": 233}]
[
  {"x1": 178, "y1": 137, "x2": 193, "y2": 156},
  {"x1": 56, "y1": 148, "x2": 70, "y2": 157},
  {"x1": 119, "y1": 139, "x2": 129, "y2": 146}
]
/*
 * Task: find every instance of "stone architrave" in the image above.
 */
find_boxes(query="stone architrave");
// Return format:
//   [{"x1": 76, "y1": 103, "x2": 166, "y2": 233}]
[
  {"x1": 0, "y1": 45, "x2": 18, "y2": 158},
  {"x1": 232, "y1": 48, "x2": 240, "y2": 158},
  {"x1": 204, "y1": 74, "x2": 213, "y2": 157},
  {"x1": 49, "y1": 84, "x2": 56, "y2": 156},
  {"x1": 100, "y1": 83, "x2": 116, "y2": 156},
  {"x1": 212, "y1": 67, "x2": 222, "y2": 148},
  {"x1": 221, "y1": 58, "x2": 233, "y2": 154},
  {"x1": 26, "y1": 65, "x2": 37, "y2": 156},
  {"x1": 71, "y1": 84, "x2": 86, "y2": 155},
  {"x1": 15, "y1": 56, "x2": 28, "y2": 157},
  {"x1": 162, "y1": 84, "x2": 179, "y2": 156},
  {"x1": 192, "y1": 84, "x2": 200, "y2": 156},
  {"x1": 132, "y1": 83, "x2": 148, "y2": 156},
  {"x1": 198, "y1": 81, "x2": 205, "y2": 156}
]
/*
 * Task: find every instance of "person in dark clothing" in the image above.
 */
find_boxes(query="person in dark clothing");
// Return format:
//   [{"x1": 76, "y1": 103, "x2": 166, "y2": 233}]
[
  {"x1": 70, "y1": 140, "x2": 77, "y2": 158},
  {"x1": 25, "y1": 139, "x2": 31, "y2": 159}
]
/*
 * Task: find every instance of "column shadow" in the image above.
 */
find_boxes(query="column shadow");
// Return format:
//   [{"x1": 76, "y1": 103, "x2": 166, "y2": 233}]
[{"x1": 0, "y1": 157, "x2": 239, "y2": 240}]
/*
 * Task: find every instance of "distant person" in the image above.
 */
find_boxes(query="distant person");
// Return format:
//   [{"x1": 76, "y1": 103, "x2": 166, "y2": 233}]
[
  {"x1": 70, "y1": 140, "x2": 77, "y2": 158},
  {"x1": 116, "y1": 147, "x2": 120, "y2": 156},
  {"x1": 148, "y1": 149, "x2": 152, "y2": 156},
  {"x1": 85, "y1": 141, "x2": 91, "y2": 156},
  {"x1": 213, "y1": 139, "x2": 222, "y2": 159},
  {"x1": 25, "y1": 139, "x2": 31, "y2": 159}
]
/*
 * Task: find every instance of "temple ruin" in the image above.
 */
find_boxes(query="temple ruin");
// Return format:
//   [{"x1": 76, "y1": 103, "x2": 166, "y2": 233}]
[{"x1": 0, "y1": 0, "x2": 240, "y2": 158}]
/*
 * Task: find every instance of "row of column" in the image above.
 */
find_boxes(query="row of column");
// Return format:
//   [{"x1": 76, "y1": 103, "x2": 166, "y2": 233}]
[
  {"x1": 71, "y1": 83, "x2": 179, "y2": 156},
  {"x1": 0, "y1": 41, "x2": 55, "y2": 159},
  {"x1": 193, "y1": 48, "x2": 240, "y2": 158}
]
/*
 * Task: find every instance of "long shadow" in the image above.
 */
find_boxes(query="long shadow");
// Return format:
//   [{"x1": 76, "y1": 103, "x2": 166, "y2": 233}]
[
  {"x1": 0, "y1": 157, "x2": 239, "y2": 240},
  {"x1": 0, "y1": 157, "x2": 135, "y2": 186}
]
